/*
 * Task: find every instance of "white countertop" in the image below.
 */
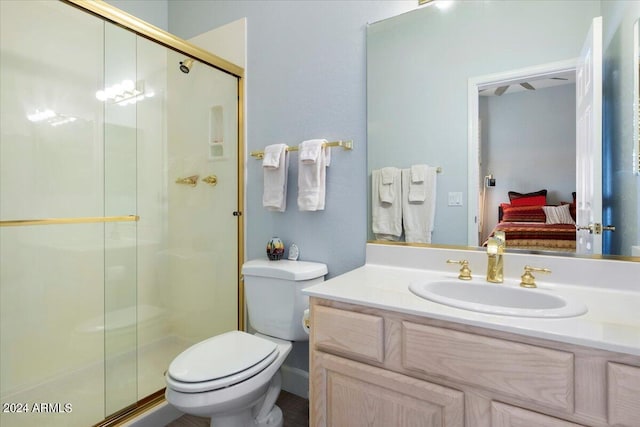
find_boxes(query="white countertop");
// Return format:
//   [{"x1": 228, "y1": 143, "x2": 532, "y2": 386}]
[{"x1": 303, "y1": 244, "x2": 640, "y2": 356}]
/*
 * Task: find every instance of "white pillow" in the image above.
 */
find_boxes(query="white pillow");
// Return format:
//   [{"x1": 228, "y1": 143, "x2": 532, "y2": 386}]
[{"x1": 542, "y1": 204, "x2": 575, "y2": 225}]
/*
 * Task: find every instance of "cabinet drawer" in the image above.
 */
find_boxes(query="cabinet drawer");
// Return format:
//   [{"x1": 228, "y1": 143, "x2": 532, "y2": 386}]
[
  {"x1": 608, "y1": 362, "x2": 640, "y2": 426},
  {"x1": 491, "y1": 402, "x2": 584, "y2": 426},
  {"x1": 402, "y1": 322, "x2": 574, "y2": 411},
  {"x1": 316, "y1": 352, "x2": 464, "y2": 427},
  {"x1": 313, "y1": 306, "x2": 384, "y2": 363}
]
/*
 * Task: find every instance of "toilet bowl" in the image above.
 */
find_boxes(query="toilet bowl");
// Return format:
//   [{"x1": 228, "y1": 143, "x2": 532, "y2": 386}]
[
  {"x1": 165, "y1": 259, "x2": 327, "y2": 427},
  {"x1": 166, "y1": 331, "x2": 292, "y2": 427}
]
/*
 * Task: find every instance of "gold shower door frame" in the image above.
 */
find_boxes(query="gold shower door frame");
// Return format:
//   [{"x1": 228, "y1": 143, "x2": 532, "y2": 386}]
[{"x1": 2, "y1": 1, "x2": 245, "y2": 425}]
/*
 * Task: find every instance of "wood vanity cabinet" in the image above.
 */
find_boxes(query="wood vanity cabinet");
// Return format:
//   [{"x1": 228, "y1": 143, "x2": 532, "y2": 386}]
[{"x1": 309, "y1": 298, "x2": 640, "y2": 427}]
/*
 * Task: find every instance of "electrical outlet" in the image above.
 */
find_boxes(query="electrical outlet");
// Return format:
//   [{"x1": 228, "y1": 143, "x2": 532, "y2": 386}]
[{"x1": 448, "y1": 192, "x2": 463, "y2": 206}]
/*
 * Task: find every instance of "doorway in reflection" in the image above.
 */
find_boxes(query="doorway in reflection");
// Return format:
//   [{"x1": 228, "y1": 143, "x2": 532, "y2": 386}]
[{"x1": 477, "y1": 72, "x2": 577, "y2": 248}]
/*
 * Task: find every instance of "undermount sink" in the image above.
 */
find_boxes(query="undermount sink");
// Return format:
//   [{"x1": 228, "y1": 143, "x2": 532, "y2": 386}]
[{"x1": 409, "y1": 281, "x2": 587, "y2": 318}]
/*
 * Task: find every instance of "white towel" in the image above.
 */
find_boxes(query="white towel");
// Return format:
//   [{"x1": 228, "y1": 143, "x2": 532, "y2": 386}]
[
  {"x1": 372, "y1": 168, "x2": 402, "y2": 240},
  {"x1": 262, "y1": 145, "x2": 282, "y2": 168},
  {"x1": 408, "y1": 164, "x2": 429, "y2": 202},
  {"x1": 402, "y1": 168, "x2": 437, "y2": 243},
  {"x1": 410, "y1": 164, "x2": 426, "y2": 183},
  {"x1": 299, "y1": 142, "x2": 318, "y2": 163},
  {"x1": 379, "y1": 167, "x2": 397, "y2": 204},
  {"x1": 262, "y1": 144, "x2": 289, "y2": 212},
  {"x1": 298, "y1": 139, "x2": 329, "y2": 211}
]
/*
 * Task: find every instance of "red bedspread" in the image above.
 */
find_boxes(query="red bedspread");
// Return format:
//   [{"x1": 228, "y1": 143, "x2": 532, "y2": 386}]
[{"x1": 487, "y1": 222, "x2": 576, "y2": 252}]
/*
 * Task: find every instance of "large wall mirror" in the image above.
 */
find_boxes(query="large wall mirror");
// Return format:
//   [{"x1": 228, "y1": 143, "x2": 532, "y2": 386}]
[{"x1": 367, "y1": 0, "x2": 640, "y2": 260}]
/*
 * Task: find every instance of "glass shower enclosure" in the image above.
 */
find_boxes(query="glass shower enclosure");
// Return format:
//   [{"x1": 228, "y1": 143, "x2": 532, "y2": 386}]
[{"x1": 0, "y1": 1, "x2": 242, "y2": 425}]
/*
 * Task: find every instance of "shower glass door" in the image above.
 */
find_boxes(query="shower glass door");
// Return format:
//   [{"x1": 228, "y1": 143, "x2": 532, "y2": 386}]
[
  {"x1": 1, "y1": 1, "x2": 240, "y2": 426},
  {"x1": 0, "y1": 1, "x2": 119, "y2": 426}
]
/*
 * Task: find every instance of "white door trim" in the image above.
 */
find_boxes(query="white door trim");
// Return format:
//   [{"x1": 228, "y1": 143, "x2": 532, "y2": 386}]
[{"x1": 467, "y1": 58, "x2": 578, "y2": 246}]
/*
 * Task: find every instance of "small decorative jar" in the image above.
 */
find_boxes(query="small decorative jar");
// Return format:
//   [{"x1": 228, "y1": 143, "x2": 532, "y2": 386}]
[{"x1": 266, "y1": 237, "x2": 285, "y2": 261}]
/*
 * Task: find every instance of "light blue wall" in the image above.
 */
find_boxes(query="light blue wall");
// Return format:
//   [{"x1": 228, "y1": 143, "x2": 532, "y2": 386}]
[
  {"x1": 601, "y1": 0, "x2": 640, "y2": 256},
  {"x1": 167, "y1": 1, "x2": 415, "y2": 278}
]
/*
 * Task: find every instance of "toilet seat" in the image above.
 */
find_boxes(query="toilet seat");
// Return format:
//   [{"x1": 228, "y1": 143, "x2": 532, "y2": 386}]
[{"x1": 166, "y1": 331, "x2": 279, "y2": 393}]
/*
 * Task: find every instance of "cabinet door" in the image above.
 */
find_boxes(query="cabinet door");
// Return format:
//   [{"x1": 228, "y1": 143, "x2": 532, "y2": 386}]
[
  {"x1": 608, "y1": 363, "x2": 640, "y2": 426},
  {"x1": 311, "y1": 351, "x2": 463, "y2": 427},
  {"x1": 491, "y1": 402, "x2": 585, "y2": 427}
]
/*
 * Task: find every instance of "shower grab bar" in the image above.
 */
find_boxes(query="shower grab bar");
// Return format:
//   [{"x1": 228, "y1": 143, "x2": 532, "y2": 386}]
[{"x1": 0, "y1": 215, "x2": 139, "y2": 227}]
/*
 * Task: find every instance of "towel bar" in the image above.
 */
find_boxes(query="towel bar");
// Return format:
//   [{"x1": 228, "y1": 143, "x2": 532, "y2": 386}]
[{"x1": 250, "y1": 140, "x2": 353, "y2": 160}]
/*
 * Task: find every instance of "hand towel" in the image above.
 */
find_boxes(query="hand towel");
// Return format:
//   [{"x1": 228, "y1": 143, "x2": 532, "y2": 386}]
[
  {"x1": 372, "y1": 168, "x2": 402, "y2": 240},
  {"x1": 402, "y1": 167, "x2": 437, "y2": 243},
  {"x1": 410, "y1": 164, "x2": 426, "y2": 183},
  {"x1": 262, "y1": 144, "x2": 289, "y2": 212},
  {"x1": 379, "y1": 167, "x2": 397, "y2": 204},
  {"x1": 408, "y1": 164, "x2": 429, "y2": 202},
  {"x1": 298, "y1": 139, "x2": 329, "y2": 211},
  {"x1": 262, "y1": 145, "x2": 282, "y2": 168}
]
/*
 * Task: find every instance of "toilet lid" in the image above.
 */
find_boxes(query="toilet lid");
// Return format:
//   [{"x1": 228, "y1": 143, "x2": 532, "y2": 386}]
[{"x1": 168, "y1": 331, "x2": 278, "y2": 384}]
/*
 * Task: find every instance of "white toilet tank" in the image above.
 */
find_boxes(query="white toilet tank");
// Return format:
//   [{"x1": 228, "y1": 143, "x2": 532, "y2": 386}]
[{"x1": 242, "y1": 259, "x2": 327, "y2": 341}]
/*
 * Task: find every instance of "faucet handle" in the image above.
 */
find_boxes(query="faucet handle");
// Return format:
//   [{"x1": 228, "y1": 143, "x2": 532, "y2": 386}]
[
  {"x1": 520, "y1": 265, "x2": 551, "y2": 288},
  {"x1": 446, "y1": 259, "x2": 472, "y2": 281}
]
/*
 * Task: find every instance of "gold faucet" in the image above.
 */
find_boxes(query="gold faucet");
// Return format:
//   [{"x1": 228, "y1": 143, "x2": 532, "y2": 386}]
[
  {"x1": 520, "y1": 266, "x2": 551, "y2": 288},
  {"x1": 446, "y1": 259, "x2": 472, "y2": 280},
  {"x1": 486, "y1": 231, "x2": 505, "y2": 283}
]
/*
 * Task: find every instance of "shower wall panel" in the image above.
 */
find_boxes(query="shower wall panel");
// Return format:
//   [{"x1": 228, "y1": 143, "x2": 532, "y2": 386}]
[{"x1": 165, "y1": 48, "x2": 239, "y2": 350}]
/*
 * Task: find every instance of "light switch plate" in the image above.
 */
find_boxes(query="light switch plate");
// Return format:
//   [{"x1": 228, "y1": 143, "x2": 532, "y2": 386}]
[{"x1": 448, "y1": 192, "x2": 463, "y2": 206}]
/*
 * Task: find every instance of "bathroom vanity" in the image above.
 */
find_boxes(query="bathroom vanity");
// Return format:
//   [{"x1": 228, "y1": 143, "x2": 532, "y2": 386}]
[{"x1": 304, "y1": 244, "x2": 640, "y2": 427}]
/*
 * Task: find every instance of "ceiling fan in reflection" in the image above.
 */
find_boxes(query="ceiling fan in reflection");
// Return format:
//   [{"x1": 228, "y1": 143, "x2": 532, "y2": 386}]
[{"x1": 480, "y1": 77, "x2": 569, "y2": 96}]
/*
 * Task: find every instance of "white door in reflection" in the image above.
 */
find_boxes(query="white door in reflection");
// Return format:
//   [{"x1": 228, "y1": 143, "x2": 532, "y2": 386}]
[{"x1": 576, "y1": 16, "x2": 605, "y2": 254}]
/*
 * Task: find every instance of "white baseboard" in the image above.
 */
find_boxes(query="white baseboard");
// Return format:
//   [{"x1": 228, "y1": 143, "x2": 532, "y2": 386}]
[
  {"x1": 120, "y1": 401, "x2": 182, "y2": 427},
  {"x1": 280, "y1": 365, "x2": 309, "y2": 399}
]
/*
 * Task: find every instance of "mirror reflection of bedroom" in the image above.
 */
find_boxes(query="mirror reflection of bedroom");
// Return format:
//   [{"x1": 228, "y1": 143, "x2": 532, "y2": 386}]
[{"x1": 478, "y1": 72, "x2": 578, "y2": 253}]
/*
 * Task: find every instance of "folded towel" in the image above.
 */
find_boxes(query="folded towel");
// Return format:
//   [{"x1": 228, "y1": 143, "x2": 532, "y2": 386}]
[
  {"x1": 411, "y1": 164, "x2": 426, "y2": 183},
  {"x1": 378, "y1": 166, "x2": 399, "y2": 204},
  {"x1": 262, "y1": 144, "x2": 289, "y2": 212},
  {"x1": 298, "y1": 139, "x2": 329, "y2": 211},
  {"x1": 381, "y1": 167, "x2": 395, "y2": 184},
  {"x1": 408, "y1": 164, "x2": 435, "y2": 202},
  {"x1": 372, "y1": 169, "x2": 402, "y2": 240},
  {"x1": 299, "y1": 139, "x2": 322, "y2": 164},
  {"x1": 402, "y1": 168, "x2": 437, "y2": 243},
  {"x1": 262, "y1": 144, "x2": 285, "y2": 168}
]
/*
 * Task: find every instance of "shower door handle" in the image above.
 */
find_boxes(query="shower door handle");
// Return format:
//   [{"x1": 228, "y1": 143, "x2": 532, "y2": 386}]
[
  {"x1": 175, "y1": 175, "x2": 199, "y2": 187},
  {"x1": 0, "y1": 215, "x2": 139, "y2": 227}
]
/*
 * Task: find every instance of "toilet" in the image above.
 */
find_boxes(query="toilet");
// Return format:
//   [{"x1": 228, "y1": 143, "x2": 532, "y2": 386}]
[{"x1": 165, "y1": 259, "x2": 327, "y2": 427}]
